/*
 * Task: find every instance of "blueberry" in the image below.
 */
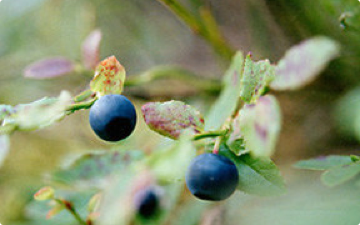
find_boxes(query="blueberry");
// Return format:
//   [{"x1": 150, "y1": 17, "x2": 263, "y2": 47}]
[
  {"x1": 89, "y1": 94, "x2": 137, "y2": 141},
  {"x1": 134, "y1": 188, "x2": 160, "y2": 218},
  {"x1": 185, "y1": 153, "x2": 239, "y2": 201}
]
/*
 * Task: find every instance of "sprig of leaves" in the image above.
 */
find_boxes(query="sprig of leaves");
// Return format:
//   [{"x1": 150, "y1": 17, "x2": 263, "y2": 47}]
[{"x1": 294, "y1": 155, "x2": 360, "y2": 187}]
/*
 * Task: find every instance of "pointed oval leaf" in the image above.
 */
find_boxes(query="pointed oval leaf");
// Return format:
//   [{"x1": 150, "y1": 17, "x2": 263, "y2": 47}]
[
  {"x1": 0, "y1": 135, "x2": 10, "y2": 167},
  {"x1": 237, "y1": 95, "x2": 281, "y2": 157},
  {"x1": 142, "y1": 101, "x2": 204, "y2": 139},
  {"x1": 88, "y1": 193, "x2": 102, "y2": 213},
  {"x1": 271, "y1": 37, "x2": 340, "y2": 90},
  {"x1": 82, "y1": 29, "x2": 102, "y2": 70},
  {"x1": 5, "y1": 91, "x2": 72, "y2": 130},
  {"x1": 24, "y1": 57, "x2": 75, "y2": 79},
  {"x1": 240, "y1": 53, "x2": 275, "y2": 103},
  {"x1": 321, "y1": 162, "x2": 360, "y2": 187},
  {"x1": 46, "y1": 203, "x2": 65, "y2": 219},
  {"x1": 219, "y1": 145, "x2": 286, "y2": 196},
  {"x1": 294, "y1": 155, "x2": 353, "y2": 171},
  {"x1": 52, "y1": 150, "x2": 144, "y2": 186},
  {"x1": 90, "y1": 56, "x2": 126, "y2": 96},
  {"x1": 205, "y1": 51, "x2": 244, "y2": 130}
]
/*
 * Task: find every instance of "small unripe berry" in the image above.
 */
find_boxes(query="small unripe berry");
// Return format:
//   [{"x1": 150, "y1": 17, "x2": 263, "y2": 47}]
[{"x1": 185, "y1": 153, "x2": 239, "y2": 201}]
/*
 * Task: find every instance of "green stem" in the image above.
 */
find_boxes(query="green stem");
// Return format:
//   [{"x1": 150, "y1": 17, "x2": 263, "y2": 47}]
[
  {"x1": 156, "y1": 0, "x2": 203, "y2": 33},
  {"x1": 192, "y1": 129, "x2": 227, "y2": 141},
  {"x1": 55, "y1": 199, "x2": 87, "y2": 225},
  {"x1": 198, "y1": 6, "x2": 235, "y2": 60},
  {"x1": 74, "y1": 90, "x2": 94, "y2": 103},
  {"x1": 155, "y1": 0, "x2": 235, "y2": 61},
  {"x1": 125, "y1": 65, "x2": 221, "y2": 94},
  {"x1": 66, "y1": 97, "x2": 98, "y2": 115}
]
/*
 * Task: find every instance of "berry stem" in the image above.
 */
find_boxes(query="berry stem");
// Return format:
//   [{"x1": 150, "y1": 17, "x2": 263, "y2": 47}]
[
  {"x1": 213, "y1": 136, "x2": 221, "y2": 154},
  {"x1": 66, "y1": 97, "x2": 98, "y2": 115},
  {"x1": 192, "y1": 129, "x2": 227, "y2": 141},
  {"x1": 74, "y1": 90, "x2": 94, "y2": 103}
]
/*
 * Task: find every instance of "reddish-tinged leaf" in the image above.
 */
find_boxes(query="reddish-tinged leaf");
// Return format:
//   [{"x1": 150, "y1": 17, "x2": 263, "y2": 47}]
[
  {"x1": 142, "y1": 101, "x2": 204, "y2": 139},
  {"x1": 82, "y1": 29, "x2": 102, "y2": 70},
  {"x1": 34, "y1": 186, "x2": 55, "y2": 201},
  {"x1": 237, "y1": 95, "x2": 281, "y2": 157},
  {"x1": 271, "y1": 37, "x2": 340, "y2": 90},
  {"x1": 46, "y1": 203, "x2": 65, "y2": 219},
  {"x1": 90, "y1": 56, "x2": 126, "y2": 96},
  {"x1": 24, "y1": 57, "x2": 75, "y2": 79}
]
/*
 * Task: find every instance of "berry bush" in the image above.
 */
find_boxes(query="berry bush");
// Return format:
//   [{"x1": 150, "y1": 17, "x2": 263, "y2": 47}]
[{"x1": 1, "y1": 0, "x2": 360, "y2": 225}]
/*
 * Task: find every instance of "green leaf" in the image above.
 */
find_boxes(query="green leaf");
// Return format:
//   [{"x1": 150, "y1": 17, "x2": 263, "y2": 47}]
[
  {"x1": 0, "y1": 135, "x2": 10, "y2": 167},
  {"x1": 219, "y1": 145, "x2": 286, "y2": 196},
  {"x1": 321, "y1": 162, "x2": 360, "y2": 187},
  {"x1": 333, "y1": 87, "x2": 360, "y2": 139},
  {"x1": 237, "y1": 95, "x2": 281, "y2": 157},
  {"x1": 205, "y1": 51, "x2": 244, "y2": 130},
  {"x1": 52, "y1": 150, "x2": 144, "y2": 186},
  {"x1": 240, "y1": 53, "x2": 275, "y2": 103},
  {"x1": 141, "y1": 100, "x2": 204, "y2": 139},
  {"x1": 90, "y1": 56, "x2": 126, "y2": 96},
  {"x1": 226, "y1": 138, "x2": 246, "y2": 156},
  {"x1": 146, "y1": 135, "x2": 196, "y2": 183},
  {"x1": 3, "y1": 91, "x2": 72, "y2": 131},
  {"x1": 294, "y1": 155, "x2": 353, "y2": 171},
  {"x1": 271, "y1": 37, "x2": 340, "y2": 90}
]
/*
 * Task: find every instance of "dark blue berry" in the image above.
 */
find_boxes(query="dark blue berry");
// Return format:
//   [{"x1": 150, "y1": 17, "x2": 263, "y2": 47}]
[
  {"x1": 89, "y1": 94, "x2": 137, "y2": 141},
  {"x1": 185, "y1": 153, "x2": 239, "y2": 201},
  {"x1": 134, "y1": 188, "x2": 159, "y2": 218}
]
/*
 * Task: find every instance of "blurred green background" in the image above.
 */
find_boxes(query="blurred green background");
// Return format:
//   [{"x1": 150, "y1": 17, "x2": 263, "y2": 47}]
[{"x1": 1, "y1": 0, "x2": 360, "y2": 224}]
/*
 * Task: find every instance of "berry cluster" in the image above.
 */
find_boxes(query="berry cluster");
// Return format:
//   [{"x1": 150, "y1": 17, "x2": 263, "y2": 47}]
[{"x1": 88, "y1": 94, "x2": 239, "y2": 217}]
